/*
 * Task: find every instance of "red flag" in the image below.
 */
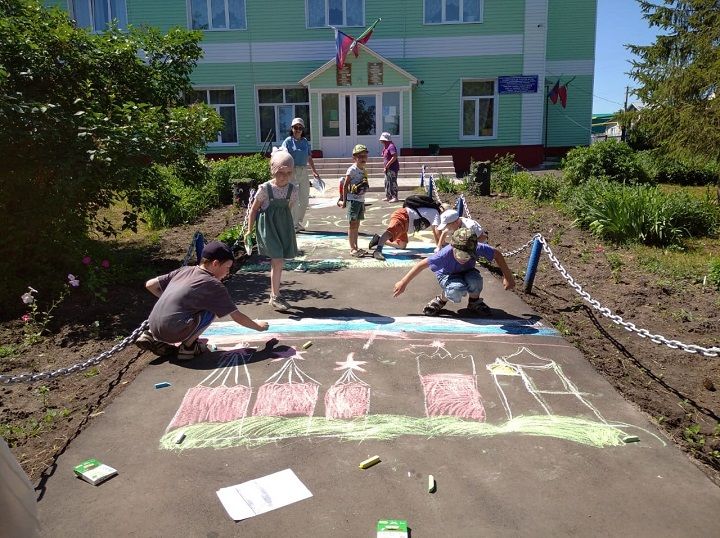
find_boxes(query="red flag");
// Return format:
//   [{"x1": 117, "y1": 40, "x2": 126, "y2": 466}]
[
  {"x1": 351, "y1": 18, "x2": 381, "y2": 57},
  {"x1": 335, "y1": 28, "x2": 354, "y2": 69},
  {"x1": 548, "y1": 80, "x2": 560, "y2": 104},
  {"x1": 558, "y1": 84, "x2": 568, "y2": 108}
]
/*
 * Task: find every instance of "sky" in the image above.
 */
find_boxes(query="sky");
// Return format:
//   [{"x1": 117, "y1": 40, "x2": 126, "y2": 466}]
[{"x1": 592, "y1": 0, "x2": 661, "y2": 114}]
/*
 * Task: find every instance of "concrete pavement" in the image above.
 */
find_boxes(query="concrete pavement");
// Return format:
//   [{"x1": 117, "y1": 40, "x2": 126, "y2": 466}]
[{"x1": 37, "y1": 192, "x2": 720, "y2": 537}]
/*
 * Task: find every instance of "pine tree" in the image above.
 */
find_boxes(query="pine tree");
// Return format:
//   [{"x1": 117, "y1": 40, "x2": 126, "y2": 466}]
[{"x1": 627, "y1": 1, "x2": 720, "y2": 161}]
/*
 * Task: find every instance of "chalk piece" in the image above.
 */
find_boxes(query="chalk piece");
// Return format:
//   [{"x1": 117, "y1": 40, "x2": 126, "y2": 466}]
[
  {"x1": 623, "y1": 435, "x2": 640, "y2": 443},
  {"x1": 175, "y1": 431, "x2": 186, "y2": 444},
  {"x1": 154, "y1": 381, "x2": 171, "y2": 389},
  {"x1": 302, "y1": 341, "x2": 313, "y2": 350},
  {"x1": 208, "y1": 343, "x2": 217, "y2": 352},
  {"x1": 428, "y1": 475, "x2": 436, "y2": 493},
  {"x1": 359, "y1": 455, "x2": 381, "y2": 469}
]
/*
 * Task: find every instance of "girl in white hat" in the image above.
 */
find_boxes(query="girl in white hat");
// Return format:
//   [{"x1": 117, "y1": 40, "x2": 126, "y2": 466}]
[{"x1": 281, "y1": 117, "x2": 322, "y2": 232}]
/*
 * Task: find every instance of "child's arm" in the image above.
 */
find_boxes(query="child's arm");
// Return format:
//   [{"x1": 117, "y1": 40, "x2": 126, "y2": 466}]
[
  {"x1": 393, "y1": 258, "x2": 430, "y2": 297},
  {"x1": 145, "y1": 277, "x2": 163, "y2": 298},
  {"x1": 245, "y1": 194, "x2": 263, "y2": 240},
  {"x1": 341, "y1": 174, "x2": 350, "y2": 208},
  {"x1": 230, "y1": 310, "x2": 269, "y2": 331},
  {"x1": 492, "y1": 250, "x2": 516, "y2": 291}
]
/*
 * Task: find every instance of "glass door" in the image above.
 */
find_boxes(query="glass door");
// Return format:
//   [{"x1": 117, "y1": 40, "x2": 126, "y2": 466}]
[
  {"x1": 320, "y1": 92, "x2": 381, "y2": 157},
  {"x1": 353, "y1": 94, "x2": 378, "y2": 156}
]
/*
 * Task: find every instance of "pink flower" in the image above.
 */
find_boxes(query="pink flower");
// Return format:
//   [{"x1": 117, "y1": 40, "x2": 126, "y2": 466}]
[
  {"x1": 101, "y1": 259, "x2": 110, "y2": 269},
  {"x1": 82, "y1": 256, "x2": 92, "y2": 265},
  {"x1": 68, "y1": 274, "x2": 80, "y2": 287},
  {"x1": 21, "y1": 314, "x2": 31, "y2": 323}
]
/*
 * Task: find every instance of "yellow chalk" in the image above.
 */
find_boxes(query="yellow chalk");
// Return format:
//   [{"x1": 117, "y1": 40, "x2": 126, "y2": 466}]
[
  {"x1": 428, "y1": 475, "x2": 436, "y2": 493},
  {"x1": 302, "y1": 341, "x2": 313, "y2": 350},
  {"x1": 359, "y1": 455, "x2": 381, "y2": 469}
]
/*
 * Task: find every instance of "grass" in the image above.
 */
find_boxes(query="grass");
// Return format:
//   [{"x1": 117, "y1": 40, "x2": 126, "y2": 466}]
[{"x1": 632, "y1": 238, "x2": 720, "y2": 284}]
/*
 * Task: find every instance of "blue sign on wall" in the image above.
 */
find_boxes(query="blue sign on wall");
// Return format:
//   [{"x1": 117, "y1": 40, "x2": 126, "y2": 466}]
[{"x1": 498, "y1": 75, "x2": 539, "y2": 94}]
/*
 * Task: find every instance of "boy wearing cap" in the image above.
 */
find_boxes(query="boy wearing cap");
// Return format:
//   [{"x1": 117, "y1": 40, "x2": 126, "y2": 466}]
[
  {"x1": 340, "y1": 144, "x2": 371, "y2": 257},
  {"x1": 281, "y1": 117, "x2": 322, "y2": 232},
  {"x1": 368, "y1": 204, "x2": 442, "y2": 261},
  {"x1": 379, "y1": 132, "x2": 400, "y2": 202},
  {"x1": 436, "y1": 209, "x2": 488, "y2": 250},
  {"x1": 393, "y1": 228, "x2": 514, "y2": 316},
  {"x1": 136, "y1": 241, "x2": 269, "y2": 360}
]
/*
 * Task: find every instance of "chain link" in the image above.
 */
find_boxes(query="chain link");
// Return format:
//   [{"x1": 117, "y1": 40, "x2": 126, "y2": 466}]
[
  {"x1": 535, "y1": 235, "x2": 720, "y2": 358},
  {"x1": 1, "y1": 231, "x2": 204, "y2": 384},
  {"x1": 502, "y1": 235, "x2": 537, "y2": 258}
]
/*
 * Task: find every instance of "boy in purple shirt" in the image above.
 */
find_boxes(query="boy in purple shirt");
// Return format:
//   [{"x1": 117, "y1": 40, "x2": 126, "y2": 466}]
[{"x1": 393, "y1": 228, "x2": 515, "y2": 316}]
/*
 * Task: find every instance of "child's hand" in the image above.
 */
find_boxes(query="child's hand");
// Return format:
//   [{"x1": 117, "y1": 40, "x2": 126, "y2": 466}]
[
  {"x1": 393, "y1": 280, "x2": 407, "y2": 297},
  {"x1": 336, "y1": 198, "x2": 343, "y2": 208},
  {"x1": 503, "y1": 276, "x2": 515, "y2": 291},
  {"x1": 255, "y1": 320, "x2": 269, "y2": 331}
]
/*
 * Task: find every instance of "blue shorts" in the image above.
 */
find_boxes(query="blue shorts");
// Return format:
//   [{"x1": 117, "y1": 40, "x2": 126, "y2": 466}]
[{"x1": 437, "y1": 269, "x2": 483, "y2": 303}]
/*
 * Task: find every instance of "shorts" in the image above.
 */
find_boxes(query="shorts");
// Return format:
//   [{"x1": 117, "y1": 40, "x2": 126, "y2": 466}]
[
  {"x1": 437, "y1": 269, "x2": 483, "y2": 303},
  {"x1": 386, "y1": 208, "x2": 409, "y2": 244},
  {"x1": 347, "y1": 200, "x2": 365, "y2": 222}
]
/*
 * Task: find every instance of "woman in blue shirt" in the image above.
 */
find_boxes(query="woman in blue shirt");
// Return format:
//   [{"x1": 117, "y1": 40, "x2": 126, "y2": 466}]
[{"x1": 281, "y1": 117, "x2": 321, "y2": 232}]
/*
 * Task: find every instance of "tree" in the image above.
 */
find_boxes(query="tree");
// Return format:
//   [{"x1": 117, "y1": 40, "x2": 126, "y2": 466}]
[
  {"x1": 0, "y1": 0, "x2": 221, "y2": 303},
  {"x1": 627, "y1": 1, "x2": 720, "y2": 161}
]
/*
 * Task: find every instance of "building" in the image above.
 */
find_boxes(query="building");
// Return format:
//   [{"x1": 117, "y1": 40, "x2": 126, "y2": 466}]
[{"x1": 48, "y1": 1, "x2": 598, "y2": 171}]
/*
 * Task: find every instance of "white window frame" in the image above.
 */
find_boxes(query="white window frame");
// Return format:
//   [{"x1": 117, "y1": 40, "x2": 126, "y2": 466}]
[
  {"x1": 306, "y1": 0, "x2": 365, "y2": 28},
  {"x1": 67, "y1": 0, "x2": 128, "y2": 32},
  {"x1": 255, "y1": 87, "x2": 311, "y2": 144},
  {"x1": 459, "y1": 79, "x2": 497, "y2": 140},
  {"x1": 187, "y1": 0, "x2": 247, "y2": 31},
  {"x1": 423, "y1": 0, "x2": 484, "y2": 25},
  {"x1": 191, "y1": 87, "x2": 238, "y2": 145}
]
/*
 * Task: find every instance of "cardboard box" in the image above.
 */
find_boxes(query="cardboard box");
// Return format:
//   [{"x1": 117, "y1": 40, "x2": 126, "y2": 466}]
[
  {"x1": 73, "y1": 458, "x2": 117, "y2": 486},
  {"x1": 377, "y1": 519, "x2": 408, "y2": 537}
]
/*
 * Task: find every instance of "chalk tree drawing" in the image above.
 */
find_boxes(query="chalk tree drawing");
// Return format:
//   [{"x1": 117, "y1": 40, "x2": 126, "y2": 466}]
[
  {"x1": 324, "y1": 353, "x2": 370, "y2": 419},
  {"x1": 487, "y1": 346, "x2": 605, "y2": 422},
  {"x1": 252, "y1": 356, "x2": 320, "y2": 418}
]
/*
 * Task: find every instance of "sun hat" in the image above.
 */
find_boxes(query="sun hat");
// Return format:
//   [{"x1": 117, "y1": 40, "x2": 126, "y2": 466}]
[
  {"x1": 379, "y1": 132, "x2": 392, "y2": 142},
  {"x1": 201, "y1": 241, "x2": 234, "y2": 262},
  {"x1": 270, "y1": 147, "x2": 295, "y2": 174},
  {"x1": 450, "y1": 228, "x2": 478, "y2": 263},
  {"x1": 291, "y1": 117, "x2": 305, "y2": 128},
  {"x1": 352, "y1": 144, "x2": 368, "y2": 155},
  {"x1": 437, "y1": 209, "x2": 460, "y2": 231}
]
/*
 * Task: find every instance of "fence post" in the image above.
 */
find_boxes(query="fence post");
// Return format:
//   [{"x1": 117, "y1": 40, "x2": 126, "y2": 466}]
[
  {"x1": 523, "y1": 238, "x2": 542, "y2": 293},
  {"x1": 419, "y1": 165, "x2": 426, "y2": 188},
  {"x1": 427, "y1": 175, "x2": 434, "y2": 199},
  {"x1": 455, "y1": 196, "x2": 465, "y2": 217},
  {"x1": 195, "y1": 232, "x2": 205, "y2": 264}
]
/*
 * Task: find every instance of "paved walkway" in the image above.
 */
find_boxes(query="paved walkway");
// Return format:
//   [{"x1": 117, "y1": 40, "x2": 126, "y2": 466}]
[{"x1": 38, "y1": 192, "x2": 720, "y2": 537}]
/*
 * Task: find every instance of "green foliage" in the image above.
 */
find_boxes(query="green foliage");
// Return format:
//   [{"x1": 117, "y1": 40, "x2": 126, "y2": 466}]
[
  {"x1": 434, "y1": 174, "x2": 461, "y2": 194},
  {"x1": 509, "y1": 172, "x2": 564, "y2": 202},
  {"x1": 0, "y1": 344, "x2": 18, "y2": 358},
  {"x1": 0, "y1": 0, "x2": 222, "y2": 306},
  {"x1": 216, "y1": 224, "x2": 245, "y2": 246},
  {"x1": 568, "y1": 180, "x2": 720, "y2": 247},
  {"x1": 561, "y1": 140, "x2": 650, "y2": 185},
  {"x1": 708, "y1": 258, "x2": 720, "y2": 290},
  {"x1": 489, "y1": 154, "x2": 517, "y2": 194},
  {"x1": 627, "y1": 1, "x2": 720, "y2": 161},
  {"x1": 210, "y1": 155, "x2": 271, "y2": 205},
  {"x1": 637, "y1": 150, "x2": 720, "y2": 186}
]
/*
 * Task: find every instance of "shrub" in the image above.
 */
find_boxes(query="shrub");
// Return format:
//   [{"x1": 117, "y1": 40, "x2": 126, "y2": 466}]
[
  {"x1": 510, "y1": 172, "x2": 564, "y2": 202},
  {"x1": 637, "y1": 150, "x2": 720, "y2": 186},
  {"x1": 708, "y1": 258, "x2": 720, "y2": 290},
  {"x1": 489, "y1": 154, "x2": 517, "y2": 194},
  {"x1": 562, "y1": 140, "x2": 649, "y2": 185},
  {"x1": 434, "y1": 174, "x2": 461, "y2": 194},
  {"x1": 210, "y1": 154, "x2": 271, "y2": 204}
]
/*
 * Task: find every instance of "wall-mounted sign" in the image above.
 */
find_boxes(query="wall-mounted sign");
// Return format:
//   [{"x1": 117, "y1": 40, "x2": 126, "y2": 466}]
[
  {"x1": 368, "y1": 62, "x2": 384, "y2": 86},
  {"x1": 498, "y1": 75, "x2": 539, "y2": 94},
  {"x1": 336, "y1": 65, "x2": 352, "y2": 86}
]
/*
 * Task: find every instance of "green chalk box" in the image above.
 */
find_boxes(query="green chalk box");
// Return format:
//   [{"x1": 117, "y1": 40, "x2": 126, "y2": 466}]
[
  {"x1": 377, "y1": 519, "x2": 408, "y2": 538},
  {"x1": 73, "y1": 458, "x2": 118, "y2": 486}
]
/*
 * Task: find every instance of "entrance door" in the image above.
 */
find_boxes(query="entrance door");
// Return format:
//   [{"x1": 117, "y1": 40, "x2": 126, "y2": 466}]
[{"x1": 320, "y1": 92, "x2": 381, "y2": 157}]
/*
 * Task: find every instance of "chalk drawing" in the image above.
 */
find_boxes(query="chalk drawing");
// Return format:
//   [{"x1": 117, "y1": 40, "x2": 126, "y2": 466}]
[
  {"x1": 324, "y1": 353, "x2": 370, "y2": 419},
  {"x1": 251, "y1": 356, "x2": 320, "y2": 418}
]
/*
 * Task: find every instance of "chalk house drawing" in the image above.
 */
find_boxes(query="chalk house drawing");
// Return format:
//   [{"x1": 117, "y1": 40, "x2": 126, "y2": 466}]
[{"x1": 159, "y1": 323, "x2": 662, "y2": 451}]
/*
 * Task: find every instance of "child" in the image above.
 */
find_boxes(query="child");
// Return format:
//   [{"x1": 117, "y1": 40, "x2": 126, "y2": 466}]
[
  {"x1": 436, "y1": 209, "x2": 488, "y2": 249},
  {"x1": 393, "y1": 228, "x2": 515, "y2": 316},
  {"x1": 368, "y1": 204, "x2": 443, "y2": 261},
  {"x1": 136, "y1": 241, "x2": 269, "y2": 360},
  {"x1": 340, "y1": 144, "x2": 370, "y2": 257},
  {"x1": 246, "y1": 148, "x2": 299, "y2": 311}
]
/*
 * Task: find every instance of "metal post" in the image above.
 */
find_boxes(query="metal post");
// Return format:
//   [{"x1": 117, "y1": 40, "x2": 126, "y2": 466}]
[
  {"x1": 523, "y1": 238, "x2": 542, "y2": 293},
  {"x1": 420, "y1": 165, "x2": 425, "y2": 187},
  {"x1": 195, "y1": 232, "x2": 205, "y2": 264},
  {"x1": 427, "y1": 175, "x2": 433, "y2": 199},
  {"x1": 455, "y1": 196, "x2": 464, "y2": 217}
]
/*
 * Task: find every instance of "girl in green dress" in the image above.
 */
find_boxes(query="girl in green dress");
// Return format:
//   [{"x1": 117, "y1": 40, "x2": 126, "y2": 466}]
[{"x1": 246, "y1": 148, "x2": 299, "y2": 311}]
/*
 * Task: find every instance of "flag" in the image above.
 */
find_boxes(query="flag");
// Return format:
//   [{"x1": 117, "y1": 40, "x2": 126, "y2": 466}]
[
  {"x1": 558, "y1": 84, "x2": 568, "y2": 108},
  {"x1": 548, "y1": 80, "x2": 560, "y2": 104},
  {"x1": 335, "y1": 28, "x2": 354, "y2": 69},
  {"x1": 351, "y1": 18, "x2": 381, "y2": 57}
]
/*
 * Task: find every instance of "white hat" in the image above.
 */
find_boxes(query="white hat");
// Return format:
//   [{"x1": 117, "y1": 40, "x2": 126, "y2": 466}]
[
  {"x1": 379, "y1": 132, "x2": 392, "y2": 142},
  {"x1": 291, "y1": 117, "x2": 305, "y2": 128},
  {"x1": 437, "y1": 209, "x2": 460, "y2": 230}
]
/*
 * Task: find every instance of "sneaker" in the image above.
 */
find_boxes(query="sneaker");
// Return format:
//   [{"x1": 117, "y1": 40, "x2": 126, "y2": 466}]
[
  {"x1": 467, "y1": 298, "x2": 492, "y2": 316},
  {"x1": 368, "y1": 234, "x2": 380, "y2": 250},
  {"x1": 269, "y1": 294, "x2": 291, "y2": 311},
  {"x1": 177, "y1": 340, "x2": 208, "y2": 361},
  {"x1": 422, "y1": 296, "x2": 447, "y2": 316},
  {"x1": 135, "y1": 330, "x2": 176, "y2": 356},
  {"x1": 373, "y1": 250, "x2": 386, "y2": 261}
]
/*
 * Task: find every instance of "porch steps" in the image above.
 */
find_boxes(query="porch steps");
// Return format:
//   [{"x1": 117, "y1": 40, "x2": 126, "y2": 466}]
[{"x1": 312, "y1": 155, "x2": 457, "y2": 193}]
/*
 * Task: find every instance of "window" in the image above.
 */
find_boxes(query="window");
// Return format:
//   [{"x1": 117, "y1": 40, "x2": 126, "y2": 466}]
[
  {"x1": 190, "y1": 0, "x2": 246, "y2": 30},
  {"x1": 258, "y1": 88, "x2": 310, "y2": 143},
  {"x1": 382, "y1": 92, "x2": 400, "y2": 136},
  {"x1": 69, "y1": 0, "x2": 127, "y2": 32},
  {"x1": 307, "y1": 0, "x2": 363, "y2": 28},
  {"x1": 461, "y1": 80, "x2": 495, "y2": 138},
  {"x1": 188, "y1": 89, "x2": 237, "y2": 144},
  {"x1": 424, "y1": 0, "x2": 482, "y2": 24}
]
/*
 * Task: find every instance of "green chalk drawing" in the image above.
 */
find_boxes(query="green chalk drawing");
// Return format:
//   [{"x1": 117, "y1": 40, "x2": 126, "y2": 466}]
[{"x1": 159, "y1": 414, "x2": 638, "y2": 451}]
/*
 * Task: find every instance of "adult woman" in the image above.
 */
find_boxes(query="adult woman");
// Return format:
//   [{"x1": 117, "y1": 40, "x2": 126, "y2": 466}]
[{"x1": 281, "y1": 117, "x2": 321, "y2": 232}]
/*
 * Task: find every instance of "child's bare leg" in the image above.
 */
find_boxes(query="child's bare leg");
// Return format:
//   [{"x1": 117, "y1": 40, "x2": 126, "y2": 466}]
[
  {"x1": 349, "y1": 221, "x2": 360, "y2": 251},
  {"x1": 270, "y1": 258, "x2": 284, "y2": 296}
]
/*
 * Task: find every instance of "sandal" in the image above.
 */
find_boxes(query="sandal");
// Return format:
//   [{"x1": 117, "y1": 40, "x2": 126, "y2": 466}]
[
  {"x1": 467, "y1": 298, "x2": 492, "y2": 316},
  {"x1": 350, "y1": 249, "x2": 366, "y2": 258},
  {"x1": 422, "y1": 296, "x2": 447, "y2": 316},
  {"x1": 177, "y1": 340, "x2": 208, "y2": 361}
]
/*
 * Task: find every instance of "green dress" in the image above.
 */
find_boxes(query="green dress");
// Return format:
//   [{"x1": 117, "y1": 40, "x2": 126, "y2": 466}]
[{"x1": 256, "y1": 182, "x2": 298, "y2": 259}]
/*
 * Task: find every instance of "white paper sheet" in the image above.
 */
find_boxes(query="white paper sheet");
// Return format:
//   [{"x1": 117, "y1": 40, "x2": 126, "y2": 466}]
[{"x1": 216, "y1": 469, "x2": 312, "y2": 521}]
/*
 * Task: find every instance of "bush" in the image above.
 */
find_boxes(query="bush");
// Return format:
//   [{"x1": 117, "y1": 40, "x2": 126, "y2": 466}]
[
  {"x1": 509, "y1": 172, "x2": 564, "y2": 202},
  {"x1": 708, "y1": 258, "x2": 720, "y2": 290},
  {"x1": 209, "y1": 154, "x2": 271, "y2": 205},
  {"x1": 489, "y1": 154, "x2": 517, "y2": 194},
  {"x1": 637, "y1": 150, "x2": 720, "y2": 186},
  {"x1": 568, "y1": 180, "x2": 720, "y2": 247},
  {"x1": 562, "y1": 140, "x2": 649, "y2": 185},
  {"x1": 434, "y1": 174, "x2": 461, "y2": 194}
]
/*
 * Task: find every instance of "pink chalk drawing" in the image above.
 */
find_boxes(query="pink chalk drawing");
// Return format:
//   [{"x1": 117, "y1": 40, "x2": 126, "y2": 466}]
[
  {"x1": 325, "y1": 353, "x2": 370, "y2": 419},
  {"x1": 206, "y1": 385, "x2": 253, "y2": 423},
  {"x1": 167, "y1": 385, "x2": 215, "y2": 430},
  {"x1": 252, "y1": 357, "x2": 321, "y2": 417}
]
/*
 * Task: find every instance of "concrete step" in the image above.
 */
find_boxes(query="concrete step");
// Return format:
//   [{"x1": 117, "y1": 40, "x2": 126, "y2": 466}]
[{"x1": 313, "y1": 155, "x2": 458, "y2": 181}]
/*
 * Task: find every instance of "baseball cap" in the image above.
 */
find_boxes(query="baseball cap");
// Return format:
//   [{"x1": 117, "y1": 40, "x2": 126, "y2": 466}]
[
  {"x1": 291, "y1": 117, "x2": 305, "y2": 128},
  {"x1": 450, "y1": 228, "x2": 478, "y2": 263},
  {"x1": 379, "y1": 132, "x2": 392, "y2": 142},
  {"x1": 201, "y1": 241, "x2": 234, "y2": 262},
  {"x1": 352, "y1": 144, "x2": 368, "y2": 155},
  {"x1": 437, "y1": 209, "x2": 460, "y2": 231}
]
